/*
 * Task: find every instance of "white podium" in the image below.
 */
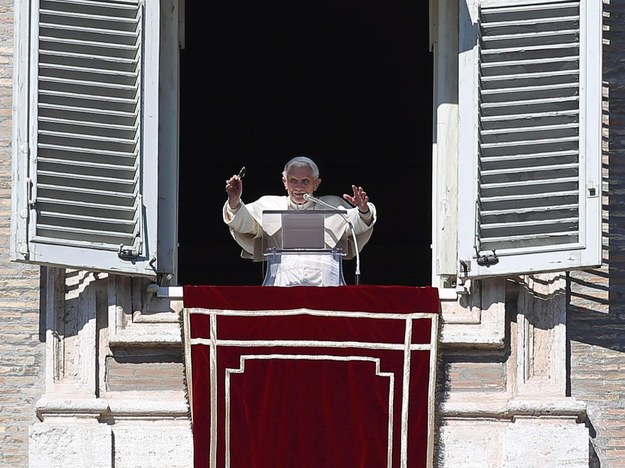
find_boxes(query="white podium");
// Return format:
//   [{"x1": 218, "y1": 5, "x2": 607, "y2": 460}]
[{"x1": 261, "y1": 210, "x2": 349, "y2": 287}]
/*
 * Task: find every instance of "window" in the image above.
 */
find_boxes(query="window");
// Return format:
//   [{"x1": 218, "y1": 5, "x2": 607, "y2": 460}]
[{"x1": 11, "y1": 0, "x2": 602, "y2": 286}]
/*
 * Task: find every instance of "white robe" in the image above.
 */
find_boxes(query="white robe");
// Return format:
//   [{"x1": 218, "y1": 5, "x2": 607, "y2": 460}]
[{"x1": 223, "y1": 195, "x2": 377, "y2": 286}]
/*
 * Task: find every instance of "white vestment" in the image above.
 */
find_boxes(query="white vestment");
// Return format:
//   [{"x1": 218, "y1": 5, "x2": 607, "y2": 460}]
[{"x1": 223, "y1": 195, "x2": 377, "y2": 286}]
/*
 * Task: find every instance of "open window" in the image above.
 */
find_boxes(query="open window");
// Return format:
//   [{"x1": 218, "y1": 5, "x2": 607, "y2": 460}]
[
  {"x1": 12, "y1": 0, "x2": 433, "y2": 286},
  {"x1": 11, "y1": 0, "x2": 602, "y2": 287}
]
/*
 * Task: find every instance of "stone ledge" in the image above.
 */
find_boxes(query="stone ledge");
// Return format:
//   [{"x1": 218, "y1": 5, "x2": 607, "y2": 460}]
[
  {"x1": 108, "y1": 326, "x2": 184, "y2": 347},
  {"x1": 36, "y1": 397, "x2": 109, "y2": 420},
  {"x1": 106, "y1": 391, "x2": 189, "y2": 419},
  {"x1": 36, "y1": 392, "x2": 191, "y2": 422},
  {"x1": 441, "y1": 396, "x2": 587, "y2": 422}
]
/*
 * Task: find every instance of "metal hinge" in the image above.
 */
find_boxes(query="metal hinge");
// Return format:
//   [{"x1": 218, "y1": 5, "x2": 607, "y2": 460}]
[
  {"x1": 475, "y1": 248, "x2": 499, "y2": 267},
  {"x1": 117, "y1": 196, "x2": 144, "y2": 260},
  {"x1": 118, "y1": 242, "x2": 141, "y2": 259}
]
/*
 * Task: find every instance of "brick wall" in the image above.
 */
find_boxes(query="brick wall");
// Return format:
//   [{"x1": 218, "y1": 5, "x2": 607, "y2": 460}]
[
  {"x1": 568, "y1": 1, "x2": 625, "y2": 466},
  {"x1": 0, "y1": 1, "x2": 45, "y2": 465},
  {"x1": 1, "y1": 1, "x2": 623, "y2": 467},
  {"x1": 0, "y1": 264, "x2": 42, "y2": 467},
  {"x1": 106, "y1": 353, "x2": 185, "y2": 392}
]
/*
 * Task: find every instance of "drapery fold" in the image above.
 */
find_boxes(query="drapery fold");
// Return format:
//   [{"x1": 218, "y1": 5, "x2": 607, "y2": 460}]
[{"x1": 183, "y1": 286, "x2": 439, "y2": 468}]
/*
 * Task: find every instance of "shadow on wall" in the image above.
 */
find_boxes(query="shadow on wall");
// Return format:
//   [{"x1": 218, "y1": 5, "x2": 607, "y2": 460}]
[
  {"x1": 567, "y1": 3, "x2": 625, "y2": 466},
  {"x1": 567, "y1": 1, "x2": 625, "y2": 353}
]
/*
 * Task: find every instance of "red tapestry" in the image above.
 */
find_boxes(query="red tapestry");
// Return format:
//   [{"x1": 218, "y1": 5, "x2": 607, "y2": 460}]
[{"x1": 183, "y1": 285, "x2": 440, "y2": 468}]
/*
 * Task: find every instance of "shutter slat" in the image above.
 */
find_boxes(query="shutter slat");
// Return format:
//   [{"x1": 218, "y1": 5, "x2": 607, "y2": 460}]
[
  {"x1": 482, "y1": 42, "x2": 579, "y2": 56},
  {"x1": 39, "y1": 63, "x2": 138, "y2": 78},
  {"x1": 481, "y1": 55, "x2": 578, "y2": 69},
  {"x1": 482, "y1": 123, "x2": 578, "y2": 137},
  {"x1": 38, "y1": 156, "x2": 138, "y2": 170},
  {"x1": 40, "y1": 210, "x2": 136, "y2": 226},
  {"x1": 480, "y1": 2, "x2": 580, "y2": 16},
  {"x1": 39, "y1": 117, "x2": 139, "y2": 132},
  {"x1": 481, "y1": 110, "x2": 578, "y2": 121},
  {"x1": 39, "y1": 76, "x2": 138, "y2": 91},
  {"x1": 481, "y1": 231, "x2": 578, "y2": 243},
  {"x1": 481, "y1": 163, "x2": 578, "y2": 177},
  {"x1": 40, "y1": 8, "x2": 138, "y2": 24},
  {"x1": 482, "y1": 205, "x2": 578, "y2": 216},
  {"x1": 38, "y1": 197, "x2": 136, "y2": 213},
  {"x1": 482, "y1": 70, "x2": 579, "y2": 83},
  {"x1": 40, "y1": 102, "x2": 138, "y2": 116},
  {"x1": 43, "y1": 0, "x2": 139, "y2": 12},
  {"x1": 480, "y1": 234, "x2": 579, "y2": 252},
  {"x1": 481, "y1": 136, "x2": 579, "y2": 149},
  {"x1": 40, "y1": 35, "x2": 138, "y2": 51},
  {"x1": 37, "y1": 183, "x2": 136, "y2": 200},
  {"x1": 481, "y1": 190, "x2": 578, "y2": 203},
  {"x1": 482, "y1": 221, "x2": 579, "y2": 231},
  {"x1": 480, "y1": 233, "x2": 578, "y2": 248},
  {"x1": 482, "y1": 15, "x2": 579, "y2": 29},
  {"x1": 38, "y1": 170, "x2": 137, "y2": 186},
  {"x1": 38, "y1": 130, "x2": 138, "y2": 145},
  {"x1": 480, "y1": 176, "x2": 578, "y2": 190},
  {"x1": 35, "y1": 225, "x2": 135, "y2": 244},
  {"x1": 482, "y1": 97, "x2": 578, "y2": 108},
  {"x1": 38, "y1": 143, "x2": 137, "y2": 159}
]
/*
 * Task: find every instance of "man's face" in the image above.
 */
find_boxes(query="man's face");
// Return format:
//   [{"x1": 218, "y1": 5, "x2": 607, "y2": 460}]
[{"x1": 282, "y1": 166, "x2": 321, "y2": 205}]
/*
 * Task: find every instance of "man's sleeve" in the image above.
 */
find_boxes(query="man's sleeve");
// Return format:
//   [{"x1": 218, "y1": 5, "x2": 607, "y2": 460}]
[{"x1": 222, "y1": 200, "x2": 263, "y2": 258}]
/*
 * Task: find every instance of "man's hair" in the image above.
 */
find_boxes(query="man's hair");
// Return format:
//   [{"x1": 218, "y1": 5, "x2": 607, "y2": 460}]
[{"x1": 282, "y1": 156, "x2": 320, "y2": 179}]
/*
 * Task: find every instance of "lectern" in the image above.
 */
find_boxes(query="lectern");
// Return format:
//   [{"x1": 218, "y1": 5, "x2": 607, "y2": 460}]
[{"x1": 261, "y1": 210, "x2": 349, "y2": 286}]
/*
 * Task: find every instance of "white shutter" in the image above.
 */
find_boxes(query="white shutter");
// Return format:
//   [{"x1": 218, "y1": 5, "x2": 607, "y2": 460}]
[
  {"x1": 12, "y1": 0, "x2": 169, "y2": 277},
  {"x1": 457, "y1": 0, "x2": 602, "y2": 279}
]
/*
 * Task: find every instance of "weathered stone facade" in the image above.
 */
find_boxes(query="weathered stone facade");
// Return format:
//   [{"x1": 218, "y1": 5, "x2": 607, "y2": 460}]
[
  {"x1": 567, "y1": 2, "x2": 625, "y2": 464},
  {"x1": 25, "y1": 270, "x2": 192, "y2": 468},
  {"x1": 0, "y1": 0, "x2": 44, "y2": 464},
  {"x1": 0, "y1": 262, "x2": 42, "y2": 467},
  {"x1": 1, "y1": 1, "x2": 625, "y2": 467}
]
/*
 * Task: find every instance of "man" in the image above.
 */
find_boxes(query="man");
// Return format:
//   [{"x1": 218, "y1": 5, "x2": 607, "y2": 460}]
[{"x1": 223, "y1": 156, "x2": 377, "y2": 285}]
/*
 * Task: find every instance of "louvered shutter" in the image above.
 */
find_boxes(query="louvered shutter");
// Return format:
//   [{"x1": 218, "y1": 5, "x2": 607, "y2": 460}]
[
  {"x1": 457, "y1": 0, "x2": 602, "y2": 279},
  {"x1": 12, "y1": 0, "x2": 167, "y2": 277}
]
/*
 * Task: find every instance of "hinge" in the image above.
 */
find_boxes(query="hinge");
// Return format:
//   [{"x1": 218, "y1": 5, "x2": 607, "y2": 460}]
[
  {"x1": 27, "y1": 177, "x2": 35, "y2": 209},
  {"x1": 118, "y1": 242, "x2": 140, "y2": 259},
  {"x1": 20, "y1": 177, "x2": 34, "y2": 218},
  {"x1": 475, "y1": 248, "x2": 499, "y2": 267},
  {"x1": 459, "y1": 250, "x2": 499, "y2": 280},
  {"x1": 118, "y1": 231, "x2": 144, "y2": 260},
  {"x1": 472, "y1": 197, "x2": 499, "y2": 268},
  {"x1": 117, "y1": 194, "x2": 144, "y2": 260},
  {"x1": 459, "y1": 259, "x2": 471, "y2": 277}
]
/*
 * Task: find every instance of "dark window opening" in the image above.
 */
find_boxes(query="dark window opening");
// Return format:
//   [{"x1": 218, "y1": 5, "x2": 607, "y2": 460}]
[{"x1": 178, "y1": 0, "x2": 432, "y2": 286}]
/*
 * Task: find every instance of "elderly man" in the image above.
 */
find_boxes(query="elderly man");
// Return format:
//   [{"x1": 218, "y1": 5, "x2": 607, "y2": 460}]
[{"x1": 223, "y1": 156, "x2": 377, "y2": 285}]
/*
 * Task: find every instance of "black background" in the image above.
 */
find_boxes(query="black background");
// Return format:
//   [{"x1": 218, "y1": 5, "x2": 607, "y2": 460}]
[{"x1": 178, "y1": 0, "x2": 433, "y2": 286}]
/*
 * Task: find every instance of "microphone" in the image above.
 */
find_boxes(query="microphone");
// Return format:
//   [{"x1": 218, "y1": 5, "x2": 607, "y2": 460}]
[{"x1": 303, "y1": 194, "x2": 361, "y2": 285}]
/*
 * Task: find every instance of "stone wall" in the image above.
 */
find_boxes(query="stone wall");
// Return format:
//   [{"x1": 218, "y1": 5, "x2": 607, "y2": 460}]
[
  {"x1": 3, "y1": 0, "x2": 624, "y2": 467},
  {"x1": 0, "y1": 261, "x2": 42, "y2": 468},
  {"x1": 0, "y1": 0, "x2": 44, "y2": 465},
  {"x1": 568, "y1": 1, "x2": 625, "y2": 465},
  {"x1": 28, "y1": 271, "x2": 192, "y2": 468}
]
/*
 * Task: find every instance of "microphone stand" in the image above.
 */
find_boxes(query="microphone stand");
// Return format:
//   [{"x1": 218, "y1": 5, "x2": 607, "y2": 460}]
[{"x1": 303, "y1": 194, "x2": 361, "y2": 285}]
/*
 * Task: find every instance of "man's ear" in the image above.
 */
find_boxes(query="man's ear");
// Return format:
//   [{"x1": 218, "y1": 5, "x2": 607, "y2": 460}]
[
  {"x1": 282, "y1": 176, "x2": 288, "y2": 190},
  {"x1": 314, "y1": 178, "x2": 322, "y2": 191}
]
